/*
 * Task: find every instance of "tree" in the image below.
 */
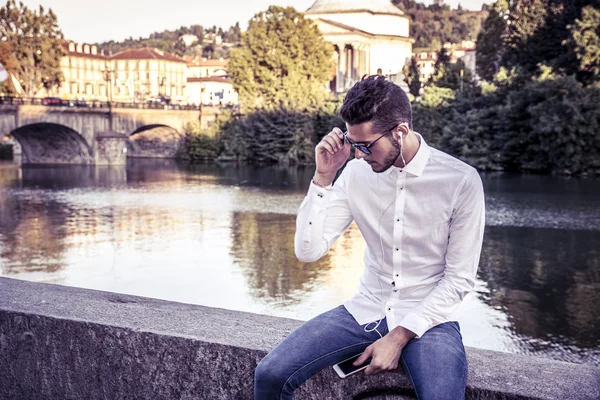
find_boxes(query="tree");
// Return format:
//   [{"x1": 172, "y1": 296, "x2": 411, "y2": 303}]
[
  {"x1": 429, "y1": 46, "x2": 451, "y2": 84},
  {"x1": 501, "y1": 0, "x2": 549, "y2": 72},
  {"x1": 566, "y1": 5, "x2": 600, "y2": 79},
  {"x1": 501, "y1": 0, "x2": 596, "y2": 77},
  {"x1": 0, "y1": 0, "x2": 65, "y2": 97},
  {"x1": 476, "y1": 0, "x2": 508, "y2": 81},
  {"x1": 403, "y1": 56, "x2": 422, "y2": 97},
  {"x1": 228, "y1": 6, "x2": 333, "y2": 112},
  {"x1": 0, "y1": 41, "x2": 19, "y2": 94},
  {"x1": 434, "y1": 59, "x2": 474, "y2": 91}
]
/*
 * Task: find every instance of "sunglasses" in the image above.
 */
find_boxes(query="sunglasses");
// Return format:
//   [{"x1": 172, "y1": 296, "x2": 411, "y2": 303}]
[{"x1": 343, "y1": 124, "x2": 402, "y2": 155}]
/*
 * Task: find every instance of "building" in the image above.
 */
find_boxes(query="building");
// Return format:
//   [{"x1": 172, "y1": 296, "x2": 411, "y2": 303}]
[
  {"x1": 185, "y1": 57, "x2": 237, "y2": 106},
  {"x1": 447, "y1": 41, "x2": 477, "y2": 77},
  {"x1": 414, "y1": 51, "x2": 438, "y2": 82},
  {"x1": 304, "y1": 0, "x2": 414, "y2": 93},
  {"x1": 187, "y1": 57, "x2": 228, "y2": 78},
  {"x1": 179, "y1": 34, "x2": 200, "y2": 47},
  {"x1": 186, "y1": 76, "x2": 238, "y2": 106},
  {"x1": 51, "y1": 43, "x2": 189, "y2": 103},
  {"x1": 57, "y1": 42, "x2": 111, "y2": 101},
  {"x1": 413, "y1": 41, "x2": 477, "y2": 83},
  {"x1": 110, "y1": 48, "x2": 188, "y2": 103}
]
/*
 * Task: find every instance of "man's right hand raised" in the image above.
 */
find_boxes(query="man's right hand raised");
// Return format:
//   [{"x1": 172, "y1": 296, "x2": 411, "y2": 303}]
[{"x1": 314, "y1": 127, "x2": 351, "y2": 187}]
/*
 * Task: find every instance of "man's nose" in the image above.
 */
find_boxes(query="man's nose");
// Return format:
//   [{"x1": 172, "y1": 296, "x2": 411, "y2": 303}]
[{"x1": 355, "y1": 148, "x2": 368, "y2": 159}]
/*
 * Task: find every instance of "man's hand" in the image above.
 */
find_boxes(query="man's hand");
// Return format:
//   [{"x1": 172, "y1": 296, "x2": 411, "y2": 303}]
[
  {"x1": 354, "y1": 326, "x2": 416, "y2": 376},
  {"x1": 314, "y1": 127, "x2": 351, "y2": 186}
]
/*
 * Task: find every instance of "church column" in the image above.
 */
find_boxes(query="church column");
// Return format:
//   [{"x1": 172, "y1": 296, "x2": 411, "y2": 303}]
[
  {"x1": 366, "y1": 44, "x2": 372, "y2": 76},
  {"x1": 356, "y1": 43, "x2": 366, "y2": 79},
  {"x1": 352, "y1": 43, "x2": 360, "y2": 83},
  {"x1": 337, "y1": 43, "x2": 347, "y2": 93}
]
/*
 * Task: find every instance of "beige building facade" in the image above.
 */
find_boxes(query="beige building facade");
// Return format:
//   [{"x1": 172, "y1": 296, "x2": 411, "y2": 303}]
[
  {"x1": 110, "y1": 48, "x2": 188, "y2": 103},
  {"x1": 305, "y1": 0, "x2": 414, "y2": 93},
  {"x1": 54, "y1": 43, "x2": 188, "y2": 103},
  {"x1": 57, "y1": 42, "x2": 111, "y2": 100}
]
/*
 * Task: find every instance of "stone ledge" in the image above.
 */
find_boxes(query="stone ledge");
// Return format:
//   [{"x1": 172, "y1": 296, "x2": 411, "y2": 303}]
[{"x1": 0, "y1": 277, "x2": 598, "y2": 399}]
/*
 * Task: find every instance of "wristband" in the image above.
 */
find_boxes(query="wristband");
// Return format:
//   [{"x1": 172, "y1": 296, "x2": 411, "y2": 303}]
[{"x1": 312, "y1": 176, "x2": 331, "y2": 188}]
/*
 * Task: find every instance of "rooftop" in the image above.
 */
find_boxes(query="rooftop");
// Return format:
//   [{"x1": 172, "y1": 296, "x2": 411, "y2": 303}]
[
  {"x1": 306, "y1": 0, "x2": 405, "y2": 16},
  {"x1": 110, "y1": 48, "x2": 187, "y2": 63}
]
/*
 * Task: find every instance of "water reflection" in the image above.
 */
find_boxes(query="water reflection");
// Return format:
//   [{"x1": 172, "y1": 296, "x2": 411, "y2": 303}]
[
  {"x1": 480, "y1": 227, "x2": 600, "y2": 354},
  {"x1": 0, "y1": 160, "x2": 598, "y2": 366}
]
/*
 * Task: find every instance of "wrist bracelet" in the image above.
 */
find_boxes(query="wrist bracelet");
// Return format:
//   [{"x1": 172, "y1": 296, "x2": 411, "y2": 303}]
[{"x1": 312, "y1": 177, "x2": 329, "y2": 188}]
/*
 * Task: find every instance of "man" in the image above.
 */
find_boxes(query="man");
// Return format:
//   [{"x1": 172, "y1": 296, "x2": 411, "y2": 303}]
[{"x1": 254, "y1": 75, "x2": 485, "y2": 399}]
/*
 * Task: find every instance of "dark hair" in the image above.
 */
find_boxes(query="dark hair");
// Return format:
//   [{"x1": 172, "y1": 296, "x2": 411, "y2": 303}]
[{"x1": 339, "y1": 75, "x2": 412, "y2": 131}]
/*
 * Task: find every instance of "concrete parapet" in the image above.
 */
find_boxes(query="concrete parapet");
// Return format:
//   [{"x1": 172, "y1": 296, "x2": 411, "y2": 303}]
[{"x1": 0, "y1": 277, "x2": 598, "y2": 400}]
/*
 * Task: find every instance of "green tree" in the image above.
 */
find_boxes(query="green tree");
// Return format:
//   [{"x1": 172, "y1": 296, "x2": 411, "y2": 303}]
[
  {"x1": 566, "y1": 6, "x2": 600, "y2": 79},
  {"x1": 403, "y1": 56, "x2": 422, "y2": 97},
  {"x1": 501, "y1": 0, "x2": 596, "y2": 78},
  {"x1": 0, "y1": 41, "x2": 19, "y2": 95},
  {"x1": 476, "y1": 0, "x2": 508, "y2": 81},
  {"x1": 501, "y1": 0, "x2": 549, "y2": 72},
  {"x1": 228, "y1": 6, "x2": 333, "y2": 112},
  {"x1": 0, "y1": 0, "x2": 65, "y2": 97}
]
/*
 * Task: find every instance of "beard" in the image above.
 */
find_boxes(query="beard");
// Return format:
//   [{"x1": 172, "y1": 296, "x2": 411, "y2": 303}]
[{"x1": 371, "y1": 136, "x2": 401, "y2": 173}]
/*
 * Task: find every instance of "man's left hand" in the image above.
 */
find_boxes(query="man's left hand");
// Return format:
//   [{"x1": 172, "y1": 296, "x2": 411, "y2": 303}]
[{"x1": 353, "y1": 326, "x2": 416, "y2": 376}]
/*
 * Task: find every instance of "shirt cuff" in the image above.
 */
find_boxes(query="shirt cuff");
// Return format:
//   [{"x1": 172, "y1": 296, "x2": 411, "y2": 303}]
[
  {"x1": 308, "y1": 180, "x2": 333, "y2": 197},
  {"x1": 397, "y1": 312, "x2": 431, "y2": 339}
]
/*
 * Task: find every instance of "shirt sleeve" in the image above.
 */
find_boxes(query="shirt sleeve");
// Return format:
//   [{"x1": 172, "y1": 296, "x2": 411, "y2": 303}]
[
  {"x1": 397, "y1": 168, "x2": 486, "y2": 338},
  {"x1": 294, "y1": 168, "x2": 354, "y2": 263}
]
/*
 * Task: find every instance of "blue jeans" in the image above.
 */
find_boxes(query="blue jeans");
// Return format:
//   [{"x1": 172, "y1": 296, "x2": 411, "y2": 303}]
[{"x1": 254, "y1": 305, "x2": 467, "y2": 400}]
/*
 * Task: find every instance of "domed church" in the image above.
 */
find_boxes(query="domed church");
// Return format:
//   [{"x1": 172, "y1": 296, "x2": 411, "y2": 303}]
[{"x1": 305, "y1": 0, "x2": 414, "y2": 93}]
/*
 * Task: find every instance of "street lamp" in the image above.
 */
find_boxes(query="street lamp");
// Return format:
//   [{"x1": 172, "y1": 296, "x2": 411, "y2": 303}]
[
  {"x1": 158, "y1": 76, "x2": 166, "y2": 97},
  {"x1": 199, "y1": 83, "x2": 205, "y2": 128},
  {"x1": 103, "y1": 62, "x2": 114, "y2": 106}
]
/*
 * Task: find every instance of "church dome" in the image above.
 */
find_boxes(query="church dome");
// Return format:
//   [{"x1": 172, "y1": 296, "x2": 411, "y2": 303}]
[{"x1": 305, "y1": 0, "x2": 405, "y2": 16}]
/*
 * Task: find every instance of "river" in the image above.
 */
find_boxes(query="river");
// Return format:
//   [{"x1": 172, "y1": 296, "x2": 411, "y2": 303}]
[{"x1": 0, "y1": 158, "x2": 598, "y2": 366}]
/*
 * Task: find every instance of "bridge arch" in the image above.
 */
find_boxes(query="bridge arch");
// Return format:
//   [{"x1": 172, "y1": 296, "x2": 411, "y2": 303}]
[
  {"x1": 11, "y1": 123, "x2": 94, "y2": 165},
  {"x1": 127, "y1": 124, "x2": 185, "y2": 159}
]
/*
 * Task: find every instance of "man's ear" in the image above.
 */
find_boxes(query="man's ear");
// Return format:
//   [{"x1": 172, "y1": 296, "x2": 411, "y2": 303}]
[{"x1": 394, "y1": 123, "x2": 410, "y2": 140}]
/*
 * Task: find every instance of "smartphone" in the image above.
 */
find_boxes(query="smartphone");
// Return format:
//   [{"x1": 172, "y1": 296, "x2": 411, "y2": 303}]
[{"x1": 333, "y1": 353, "x2": 371, "y2": 378}]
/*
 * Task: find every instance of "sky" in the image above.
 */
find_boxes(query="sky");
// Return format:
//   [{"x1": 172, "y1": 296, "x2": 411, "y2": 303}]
[{"x1": 19, "y1": 0, "x2": 489, "y2": 44}]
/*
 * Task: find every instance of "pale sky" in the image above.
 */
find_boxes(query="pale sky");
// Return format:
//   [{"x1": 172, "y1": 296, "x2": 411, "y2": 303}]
[{"x1": 19, "y1": 0, "x2": 489, "y2": 44}]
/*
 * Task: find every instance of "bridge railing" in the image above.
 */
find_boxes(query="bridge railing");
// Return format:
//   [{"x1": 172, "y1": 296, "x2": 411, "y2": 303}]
[{"x1": 0, "y1": 96, "x2": 237, "y2": 111}]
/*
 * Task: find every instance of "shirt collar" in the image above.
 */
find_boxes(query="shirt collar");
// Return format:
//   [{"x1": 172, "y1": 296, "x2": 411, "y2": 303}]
[{"x1": 382, "y1": 131, "x2": 430, "y2": 177}]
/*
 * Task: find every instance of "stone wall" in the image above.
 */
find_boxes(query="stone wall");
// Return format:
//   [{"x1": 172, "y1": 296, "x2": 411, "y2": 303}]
[{"x1": 1, "y1": 277, "x2": 598, "y2": 400}]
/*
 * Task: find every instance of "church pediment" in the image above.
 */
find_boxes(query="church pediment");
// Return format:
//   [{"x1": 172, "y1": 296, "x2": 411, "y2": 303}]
[{"x1": 313, "y1": 18, "x2": 365, "y2": 35}]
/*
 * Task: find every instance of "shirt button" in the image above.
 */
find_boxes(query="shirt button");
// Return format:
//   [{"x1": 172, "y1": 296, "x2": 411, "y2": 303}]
[
  {"x1": 317, "y1": 193, "x2": 323, "y2": 198},
  {"x1": 393, "y1": 289, "x2": 398, "y2": 292},
  {"x1": 309, "y1": 222, "x2": 312, "y2": 225},
  {"x1": 396, "y1": 218, "x2": 400, "y2": 222},
  {"x1": 395, "y1": 247, "x2": 399, "y2": 251},
  {"x1": 387, "y1": 307, "x2": 391, "y2": 311},
  {"x1": 391, "y1": 281, "x2": 395, "y2": 287},
  {"x1": 395, "y1": 274, "x2": 399, "y2": 277}
]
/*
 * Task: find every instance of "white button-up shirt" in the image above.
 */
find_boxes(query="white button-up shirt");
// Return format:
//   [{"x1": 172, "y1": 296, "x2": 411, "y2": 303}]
[{"x1": 294, "y1": 134, "x2": 485, "y2": 338}]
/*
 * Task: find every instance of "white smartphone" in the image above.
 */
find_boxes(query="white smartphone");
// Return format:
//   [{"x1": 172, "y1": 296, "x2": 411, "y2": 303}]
[{"x1": 332, "y1": 353, "x2": 371, "y2": 378}]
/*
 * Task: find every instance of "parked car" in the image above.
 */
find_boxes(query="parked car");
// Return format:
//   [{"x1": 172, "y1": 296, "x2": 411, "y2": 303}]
[
  {"x1": 67, "y1": 100, "x2": 89, "y2": 107},
  {"x1": 42, "y1": 97, "x2": 63, "y2": 106}
]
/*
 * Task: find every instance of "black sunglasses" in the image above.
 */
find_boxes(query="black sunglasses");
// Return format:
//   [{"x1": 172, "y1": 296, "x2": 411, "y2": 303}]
[{"x1": 343, "y1": 124, "x2": 399, "y2": 155}]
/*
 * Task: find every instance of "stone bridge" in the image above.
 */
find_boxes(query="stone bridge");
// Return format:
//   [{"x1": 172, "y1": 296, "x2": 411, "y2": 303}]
[{"x1": 0, "y1": 104, "x2": 220, "y2": 165}]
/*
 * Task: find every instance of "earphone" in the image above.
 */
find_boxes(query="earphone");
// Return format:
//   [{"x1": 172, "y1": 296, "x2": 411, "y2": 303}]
[{"x1": 362, "y1": 124, "x2": 409, "y2": 338}]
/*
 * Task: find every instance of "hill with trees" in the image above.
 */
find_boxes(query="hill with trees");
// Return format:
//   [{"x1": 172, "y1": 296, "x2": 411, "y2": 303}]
[
  {"x1": 96, "y1": 23, "x2": 242, "y2": 59},
  {"x1": 393, "y1": 0, "x2": 489, "y2": 49}
]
